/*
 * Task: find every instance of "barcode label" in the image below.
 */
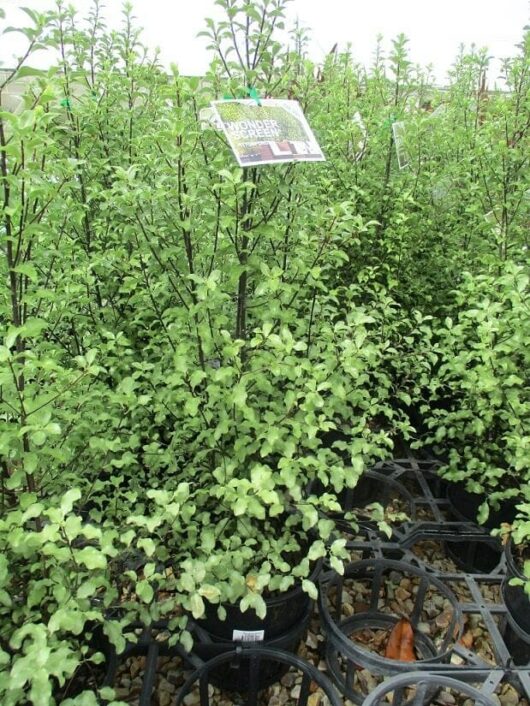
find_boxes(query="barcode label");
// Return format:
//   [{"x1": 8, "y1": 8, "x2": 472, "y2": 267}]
[{"x1": 232, "y1": 629, "x2": 265, "y2": 642}]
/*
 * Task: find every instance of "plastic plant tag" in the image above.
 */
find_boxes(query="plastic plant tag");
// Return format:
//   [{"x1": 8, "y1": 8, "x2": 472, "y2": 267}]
[
  {"x1": 199, "y1": 107, "x2": 222, "y2": 131},
  {"x1": 484, "y1": 210, "x2": 497, "y2": 225},
  {"x1": 0, "y1": 88, "x2": 24, "y2": 114},
  {"x1": 432, "y1": 178, "x2": 451, "y2": 205},
  {"x1": 430, "y1": 104, "x2": 447, "y2": 119},
  {"x1": 484, "y1": 209, "x2": 502, "y2": 236},
  {"x1": 232, "y1": 629, "x2": 265, "y2": 642},
  {"x1": 349, "y1": 111, "x2": 367, "y2": 162},
  {"x1": 392, "y1": 121, "x2": 409, "y2": 169},
  {"x1": 211, "y1": 99, "x2": 325, "y2": 167}
]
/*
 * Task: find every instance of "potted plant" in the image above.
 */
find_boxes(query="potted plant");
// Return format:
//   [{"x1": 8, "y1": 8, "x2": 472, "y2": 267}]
[
  {"x1": 93, "y1": 0, "x2": 428, "y2": 674},
  {"x1": 499, "y1": 502, "x2": 530, "y2": 638},
  {"x1": 0, "y1": 489, "x2": 140, "y2": 706},
  {"x1": 417, "y1": 265, "x2": 530, "y2": 569}
]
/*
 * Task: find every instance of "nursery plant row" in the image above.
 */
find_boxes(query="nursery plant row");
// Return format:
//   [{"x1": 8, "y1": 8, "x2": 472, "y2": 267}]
[
  {"x1": 78, "y1": 457, "x2": 530, "y2": 706},
  {"x1": 0, "y1": 1, "x2": 529, "y2": 704}
]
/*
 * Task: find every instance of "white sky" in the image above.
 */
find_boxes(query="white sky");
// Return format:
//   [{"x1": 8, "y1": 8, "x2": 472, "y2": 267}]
[{"x1": 1, "y1": 0, "x2": 529, "y2": 85}]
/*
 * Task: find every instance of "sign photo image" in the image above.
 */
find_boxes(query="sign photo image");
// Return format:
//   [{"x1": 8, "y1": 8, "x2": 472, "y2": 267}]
[{"x1": 212, "y1": 99, "x2": 326, "y2": 167}]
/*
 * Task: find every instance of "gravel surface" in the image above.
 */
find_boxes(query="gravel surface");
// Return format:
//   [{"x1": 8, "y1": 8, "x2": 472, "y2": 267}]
[
  {"x1": 106, "y1": 553, "x2": 530, "y2": 706},
  {"x1": 103, "y1": 501, "x2": 529, "y2": 706}
]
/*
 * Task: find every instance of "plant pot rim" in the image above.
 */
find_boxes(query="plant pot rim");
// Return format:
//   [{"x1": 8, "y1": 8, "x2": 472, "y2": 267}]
[
  {"x1": 505, "y1": 537, "x2": 528, "y2": 582},
  {"x1": 216, "y1": 556, "x2": 323, "y2": 612},
  {"x1": 318, "y1": 558, "x2": 464, "y2": 672}
]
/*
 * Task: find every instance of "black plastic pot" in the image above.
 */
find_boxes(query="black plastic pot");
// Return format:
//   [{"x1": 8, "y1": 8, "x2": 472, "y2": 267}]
[
  {"x1": 502, "y1": 538, "x2": 530, "y2": 652},
  {"x1": 196, "y1": 559, "x2": 322, "y2": 641},
  {"x1": 318, "y1": 559, "x2": 463, "y2": 704},
  {"x1": 52, "y1": 622, "x2": 117, "y2": 703},
  {"x1": 191, "y1": 601, "x2": 313, "y2": 691},
  {"x1": 502, "y1": 621, "x2": 530, "y2": 666},
  {"x1": 176, "y1": 644, "x2": 343, "y2": 706},
  {"x1": 313, "y1": 431, "x2": 417, "y2": 524},
  {"x1": 444, "y1": 484, "x2": 518, "y2": 573},
  {"x1": 342, "y1": 470, "x2": 414, "y2": 513},
  {"x1": 308, "y1": 470, "x2": 416, "y2": 528}
]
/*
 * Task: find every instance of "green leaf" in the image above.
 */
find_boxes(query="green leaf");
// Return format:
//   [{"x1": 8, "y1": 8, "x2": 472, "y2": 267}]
[
  {"x1": 136, "y1": 580, "x2": 154, "y2": 603},
  {"x1": 61, "y1": 488, "x2": 82, "y2": 514},
  {"x1": 307, "y1": 540, "x2": 326, "y2": 561},
  {"x1": 239, "y1": 591, "x2": 266, "y2": 618},
  {"x1": 190, "y1": 370, "x2": 206, "y2": 388},
  {"x1": 10, "y1": 655, "x2": 35, "y2": 690},
  {"x1": 180, "y1": 572, "x2": 195, "y2": 593},
  {"x1": 77, "y1": 577, "x2": 105, "y2": 600},
  {"x1": 232, "y1": 383, "x2": 247, "y2": 408},
  {"x1": 330, "y1": 556, "x2": 344, "y2": 575},
  {"x1": 15, "y1": 62, "x2": 45, "y2": 77},
  {"x1": 233, "y1": 496, "x2": 248, "y2": 516},
  {"x1": 31, "y1": 430, "x2": 47, "y2": 446},
  {"x1": 22, "y1": 317, "x2": 47, "y2": 337},
  {"x1": 0, "y1": 555, "x2": 8, "y2": 584},
  {"x1": 138, "y1": 538, "x2": 156, "y2": 557},
  {"x1": 23, "y1": 453, "x2": 39, "y2": 474},
  {"x1": 477, "y1": 502, "x2": 490, "y2": 525},
  {"x1": 13, "y1": 262, "x2": 38, "y2": 282},
  {"x1": 179, "y1": 630, "x2": 193, "y2": 652},
  {"x1": 104, "y1": 621, "x2": 126, "y2": 653},
  {"x1": 184, "y1": 397, "x2": 200, "y2": 417},
  {"x1": 198, "y1": 584, "x2": 221, "y2": 602},
  {"x1": 5, "y1": 326, "x2": 20, "y2": 349},
  {"x1": 190, "y1": 592, "x2": 205, "y2": 619},
  {"x1": 0, "y1": 589, "x2": 12, "y2": 607},
  {"x1": 121, "y1": 530, "x2": 135, "y2": 547},
  {"x1": 302, "y1": 579, "x2": 318, "y2": 600},
  {"x1": 76, "y1": 547, "x2": 107, "y2": 570},
  {"x1": 48, "y1": 608, "x2": 85, "y2": 635},
  {"x1": 378, "y1": 520, "x2": 393, "y2": 539}
]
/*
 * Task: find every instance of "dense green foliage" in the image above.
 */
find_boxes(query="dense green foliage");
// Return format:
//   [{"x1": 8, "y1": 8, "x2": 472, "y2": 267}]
[
  {"x1": 420, "y1": 265, "x2": 529, "y2": 519},
  {"x1": 0, "y1": 0, "x2": 529, "y2": 703}
]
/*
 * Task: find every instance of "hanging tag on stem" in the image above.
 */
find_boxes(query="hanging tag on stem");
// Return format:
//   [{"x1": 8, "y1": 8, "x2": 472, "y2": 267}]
[{"x1": 247, "y1": 86, "x2": 261, "y2": 106}]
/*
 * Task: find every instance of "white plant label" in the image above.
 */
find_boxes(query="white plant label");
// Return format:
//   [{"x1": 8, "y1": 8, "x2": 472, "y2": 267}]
[
  {"x1": 232, "y1": 629, "x2": 265, "y2": 642},
  {"x1": 392, "y1": 121, "x2": 410, "y2": 169},
  {"x1": 432, "y1": 178, "x2": 451, "y2": 204},
  {"x1": 199, "y1": 107, "x2": 222, "y2": 131},
  {"x1": 211, "y1": 99, "x2": 325, "y2": 167},
  {"x1": 349, "y1": 111, "x2": 368, "y2": 162}
]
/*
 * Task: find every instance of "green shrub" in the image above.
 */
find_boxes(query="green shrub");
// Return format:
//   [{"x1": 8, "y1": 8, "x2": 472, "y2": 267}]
[{"x1": 420, "y1": 264, "x2": 530, "y2": 522}]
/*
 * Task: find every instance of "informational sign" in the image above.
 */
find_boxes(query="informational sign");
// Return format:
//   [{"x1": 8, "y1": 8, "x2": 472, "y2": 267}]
[{"x1": 211, "y1": 99, "x2": 325, "y2": 167}]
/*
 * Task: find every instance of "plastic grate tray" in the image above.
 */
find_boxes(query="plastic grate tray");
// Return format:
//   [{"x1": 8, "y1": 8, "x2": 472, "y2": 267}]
[
  {"x1": 321, "y1": 456, "x2": 530, "y2": 704},
  {"x1": 94, "y1": 456, "x2": 530, "y2": 705}
]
